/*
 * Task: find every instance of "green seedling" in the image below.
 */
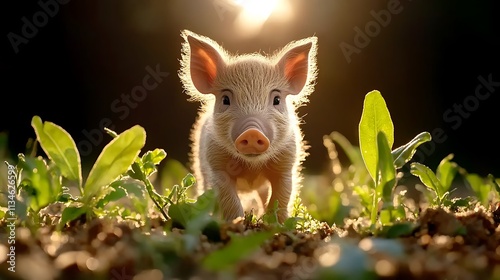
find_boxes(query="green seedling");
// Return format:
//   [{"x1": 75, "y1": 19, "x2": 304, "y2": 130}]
[
  {"x1": 410, "y1": 153, "x2": 458, "y2": 207},
  {"x1": 12, "y1": 116, "x2": 81, "y2": 229},
  {"x1": 28, "y1": 116, "x2": 150, "y2": 230},
  {"x1": 202, "y1": 230, "x2": 275, "y2": 273},
  {"x1": 462, "y1": 172, "x2": 500, "y2": 208},
  {"x1": 127, "y1": 145, "x2": 169, "y2": 220},
  {"x1": 15, "y1": 155, "x2": 63, "y2": 228},
  {"x1": 325, "y1": 128, "x2": 431, "y2": 223},
  {"x1": 166, "y1": 177, "x2": 217, "y2": 231},
  {"x1": 290, "y1": 196, "x2": 326, "y2": 232},
  {"x1": 358, "y1": 90, "x2": 431, "y2": 225}
]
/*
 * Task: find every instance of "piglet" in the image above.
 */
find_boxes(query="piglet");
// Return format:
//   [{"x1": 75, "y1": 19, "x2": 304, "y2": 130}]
[{"x1": 178, "y1": 30, "x2": 318, "y2": 222}]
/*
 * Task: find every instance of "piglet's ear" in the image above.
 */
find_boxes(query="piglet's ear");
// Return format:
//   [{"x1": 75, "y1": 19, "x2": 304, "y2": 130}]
[
  {"x1": 186, "y1": 34, "x2": 224, "y2": 94},
  {"x1": 277, "y1": 37, "x2": 317, "y2": 95}
]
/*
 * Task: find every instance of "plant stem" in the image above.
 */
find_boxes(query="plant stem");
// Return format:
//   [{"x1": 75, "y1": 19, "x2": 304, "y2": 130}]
[
  {"x1": 142, "y1": 176, "x2": 169, "y2": 221},
  {"x1": 371, "y1": 193, "x2": 378, "y2": 225}
]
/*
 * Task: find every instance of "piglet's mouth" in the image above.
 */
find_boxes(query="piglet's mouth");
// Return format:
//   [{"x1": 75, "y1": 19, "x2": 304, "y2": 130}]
[{"x1": 240, "y1": 153, "x2": 261, "y2": 158}]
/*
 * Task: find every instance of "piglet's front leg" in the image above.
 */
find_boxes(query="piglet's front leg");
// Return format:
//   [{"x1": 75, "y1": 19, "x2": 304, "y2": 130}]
[
  {"x1": 210, "y1": 171, "x2": 244, "y2": 222},
  {"x1": 267, "y1": 172, "x2": 293, "y2": 223}
]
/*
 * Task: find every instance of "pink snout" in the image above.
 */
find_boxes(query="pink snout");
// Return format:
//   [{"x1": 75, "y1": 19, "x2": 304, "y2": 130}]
[{"x1": 235, "y1": 129, "x2": 270, "y2": 154}]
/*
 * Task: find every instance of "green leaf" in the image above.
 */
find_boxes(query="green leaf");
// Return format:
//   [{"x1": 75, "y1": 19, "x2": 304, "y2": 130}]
[
  {"x1": 410, "y1": 163, "x2": 443, "y2": 199},
  {"x1": 169, "y1": 189, "x2": 216, "y2": 229},
  {"x1": 488, "y1": 174, "x2": 500, "y2": 195},
  {"x1": 84, "y1": 125, "x2": 146, "y2": 201},
  {"x1": 379, "y1": 205, "x2": 405, "y2": 226},
  {"x1": 414, "y1": 184, "x2": 435, "y2": 205},
  {"x1": 263, "y1": 199, "x2": 280, "y2": 225},
  {"x1": 185, "y1": 214, "x2": 219, "y2": 242},
  {"x1": 182, "y1": 173, "x2": 196, "y2": 189},
  {"x1": 202, "y1": 231, "x2": 274, "y2": 271},
  {"x1": 464, "y1": 173, "x2": 489, "y2": 207},
  {"x1": 436, "y1": 154, "x2": 458, "y2": 193},
  {"x1": 18, "y1": 156, "x2": 62, "y2": 212},
  {"x1": 448, "y1": 197, "x2": 475, "y2": 211},
  {"x1": 359, "y1": 90, "x2": 394, "y2": 181},
  {"x1": 120, "y1": 181, "x2": 146, "y2": 199},
  {"x1": 353, "y1": 185, "x2": 373, "y2": 213},
  {"x1": 376, "y1": 132, "x2": 396, "y2": 202},
  {"x1": 31, "y1": 116, "x2": 82, "y2": 187},
  {"x1": 58, "y1": 205, "x2": 87, "y2": 230},
  {"x1": 384, "y1": 222, "x2": 416, "y2": 238},
  {"x1": 191, "y1": 189, "x2": 216, "y2": 214},
  {"x1": 96, "y1": 184, "x2": 128, "y2": 208},
  {"x1": 328, "y1": 131, "x2": 365, "y2": 167},
  {"x1": 283, "y1": 217, "x2": 299, "y2": 231},
  {"x1": 392, "y1": 132, "x2": 432, "y2": 169},
  {"x1": 167, "y1": 203, "x2": 189, "y2": 227},
  {"x1": 142, "y1": 148, "x2": 167, "y2": 166},
  {"x1": 141, "y1": 149, "x2": 167, "y2": 177}
]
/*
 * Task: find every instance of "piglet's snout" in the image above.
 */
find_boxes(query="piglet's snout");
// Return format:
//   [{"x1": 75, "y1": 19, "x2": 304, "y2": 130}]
[
  {"x1": 232, "y1": 116, "x2": 273, "y2": 155},
  {"x1": 235, "y1": 129, "x2": 269, "y2": 154}
]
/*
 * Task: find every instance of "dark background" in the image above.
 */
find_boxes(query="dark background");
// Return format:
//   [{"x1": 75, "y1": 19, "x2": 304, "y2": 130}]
[{"x1": 2, "y1": 0, "x2": 499, "y2": 179}]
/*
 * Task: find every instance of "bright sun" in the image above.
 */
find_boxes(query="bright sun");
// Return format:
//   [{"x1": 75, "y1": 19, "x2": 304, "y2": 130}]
[
  {"x1": 234, "y1": 0, "x2": 279, "y2": 21},
  {"x1": 232, "y1": 0, "x2": 293, "y2": 37}
]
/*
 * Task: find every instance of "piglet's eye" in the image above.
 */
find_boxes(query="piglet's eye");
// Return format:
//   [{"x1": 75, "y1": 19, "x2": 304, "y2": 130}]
[
  {"x1": 222, "y1": 95, "x2": 230, "y2": 105},
  {"x1": 273, "y1": 96, "x2": 281, "y2": 106}
]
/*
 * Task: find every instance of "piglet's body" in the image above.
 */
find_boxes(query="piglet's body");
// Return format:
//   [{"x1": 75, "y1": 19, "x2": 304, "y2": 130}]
[{"x1": 179, "y1": 30, "x2": 318, "y2": 222}]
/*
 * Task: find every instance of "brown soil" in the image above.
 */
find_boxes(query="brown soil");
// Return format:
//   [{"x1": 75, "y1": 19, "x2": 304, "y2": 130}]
[{"x1": 1, "y1": 205, "x2": 500, "y2": 280}]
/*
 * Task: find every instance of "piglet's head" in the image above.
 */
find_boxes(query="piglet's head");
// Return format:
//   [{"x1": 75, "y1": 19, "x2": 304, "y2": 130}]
[{"x1": 179, "y1": 30, "x2": 318, "y2": 164}]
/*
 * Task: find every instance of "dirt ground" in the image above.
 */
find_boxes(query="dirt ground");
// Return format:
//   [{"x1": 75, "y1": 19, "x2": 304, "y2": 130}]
[{"x1": 1, "y1": 203, "x2": 500, "y2": 280}]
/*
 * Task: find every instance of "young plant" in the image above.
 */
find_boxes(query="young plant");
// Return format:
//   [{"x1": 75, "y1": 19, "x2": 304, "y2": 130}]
[
  {"x1": 126, "y1": 143, "x2": 169, "y2": 220},
  {"x1": 462, "y1": 172, "x2": 500, "y2": 208},
  {"x1": 410, "y1": 153, "x2": 459, "y2": 207},
  {"x1": 165, "y1": 174, "x2": 218, "y2": 234},
  {"x1": 13, "y1": 116, "x2": 83, "y2": 229},
  {"x1": 202, "y1": 230, "x2": 274, "y2": 273},
  {"x1": 27, "y1": 116, "x2": 153, "y2": 229},
  {"x1": 357, "y1": 90, "x2": 431, "y2": 225},
  {"x1": 15, "y1": 154, "x2": 64, "y2": 227},
  {"x1": 287, "y1": 196, "x2": 325, "y2": 233}
]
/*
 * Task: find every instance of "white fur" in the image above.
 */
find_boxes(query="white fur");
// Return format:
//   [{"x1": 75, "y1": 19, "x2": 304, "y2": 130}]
[{"x1": 178, "y1": 30, "x2": 318, "y2": 222}]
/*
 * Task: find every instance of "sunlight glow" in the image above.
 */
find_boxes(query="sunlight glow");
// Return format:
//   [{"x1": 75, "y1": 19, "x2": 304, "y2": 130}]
[
  {"x1": 233, "y1": 0, "x2": 293, "y2": 38},
  {"x1": 234, "y1": 0, "x2": 279, "y2": 21}
]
